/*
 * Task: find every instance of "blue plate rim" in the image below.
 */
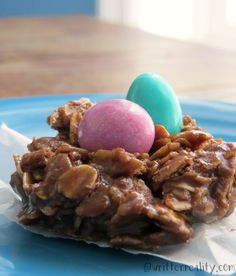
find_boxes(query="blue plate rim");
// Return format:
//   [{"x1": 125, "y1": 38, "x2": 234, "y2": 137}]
[{"x1": 0, "y1": 94, "x2": 236, "y2": 106}]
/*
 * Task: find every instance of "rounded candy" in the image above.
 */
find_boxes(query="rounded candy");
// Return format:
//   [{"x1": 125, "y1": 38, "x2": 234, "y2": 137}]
[
  {"x1": 78, "y1": 99, "x2": 155, "y2": 153},
  {"x1": 126, "y1": 73, "x2": 183, "y2": 134}
]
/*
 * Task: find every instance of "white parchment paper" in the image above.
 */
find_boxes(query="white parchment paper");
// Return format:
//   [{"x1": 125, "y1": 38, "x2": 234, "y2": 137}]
[{"x1": 0, "y1": 123, "x2": 236, "y2": 275}]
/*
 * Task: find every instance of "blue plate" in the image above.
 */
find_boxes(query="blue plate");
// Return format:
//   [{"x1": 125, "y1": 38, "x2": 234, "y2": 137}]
[{"x1": 0, "y1": 94, "x2": 236, "y2": 276}]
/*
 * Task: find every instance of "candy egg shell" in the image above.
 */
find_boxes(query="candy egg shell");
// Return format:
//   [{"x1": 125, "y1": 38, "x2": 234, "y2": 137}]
[
  {"x1": 126, "y1": 73, "x2": 183, "y2": 134},
  {"x1": 78, "y1": 99, "x2": 155, "y2": 153}
]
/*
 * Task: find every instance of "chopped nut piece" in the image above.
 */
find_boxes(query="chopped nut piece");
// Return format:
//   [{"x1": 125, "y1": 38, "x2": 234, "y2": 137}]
[
  {"x1": 152, "y1": 154, "x2": 191, "y2": 187},
  {"x1": 171, "y1": 130, "x2": 212, "y2": 149},
  {"x1": 76, "y1": 193, "x2": 110, "y2": 217},
  {"x1": 58, "y1": 165, "x2": 98, "y2": 199},
  {"x1": 35, "y1": 154, "x2": 72, "y2": 200},
  {"x1": 92, "y1": 148, "x2": 147, "y2": 177},
  {"x1": 18, "y1": 209, "x2": 40, "y2": 224},
  {"x1": 150, "y1": 142, "x2": 180, "y2": 161},
  {"x1": 173, "y1": 138, "x2": 192, "y2": 148},
  {"x1": 22, "y1": 172, "x2": 33, "y2": 195},
  {"x1": 164, "y1": 193, "x2": 192, "y2": 211},
  {"x1": 21, "y1": 149, "x2": 53, "y2": 172},
  {"x1": 69, "y1": 112, "x2": 83, "y2": 145},
  {"x1": 13, "y1": 154, "x2": 23, "y2": 177},
  {"x1": 47, "y1": 98, "x2": 94, "y2": 145},
  {"x1": 28, "y1": 137, "x2": 69, "y2": 152}
]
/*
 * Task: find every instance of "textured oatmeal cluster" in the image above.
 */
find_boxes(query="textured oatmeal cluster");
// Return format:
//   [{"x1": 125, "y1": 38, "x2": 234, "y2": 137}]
[{"x1": 10, "y1": 98, "x2": 236, "y2": 251}]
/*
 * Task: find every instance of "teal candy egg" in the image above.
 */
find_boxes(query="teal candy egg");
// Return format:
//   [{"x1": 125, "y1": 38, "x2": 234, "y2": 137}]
[{"x1": 126, "y1": 73, "x2": 183, "y2": 134}]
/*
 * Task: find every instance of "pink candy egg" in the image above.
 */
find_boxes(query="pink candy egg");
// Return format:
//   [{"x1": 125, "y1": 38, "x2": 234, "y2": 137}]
[{"x1": 78, "y1": 99, "x2": 155, "y2": 153}]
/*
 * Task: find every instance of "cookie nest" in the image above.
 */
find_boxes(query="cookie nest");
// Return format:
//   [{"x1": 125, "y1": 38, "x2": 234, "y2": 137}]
[{"x1": 10, "y1": 98, "x2": 236, "y2": 251}]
